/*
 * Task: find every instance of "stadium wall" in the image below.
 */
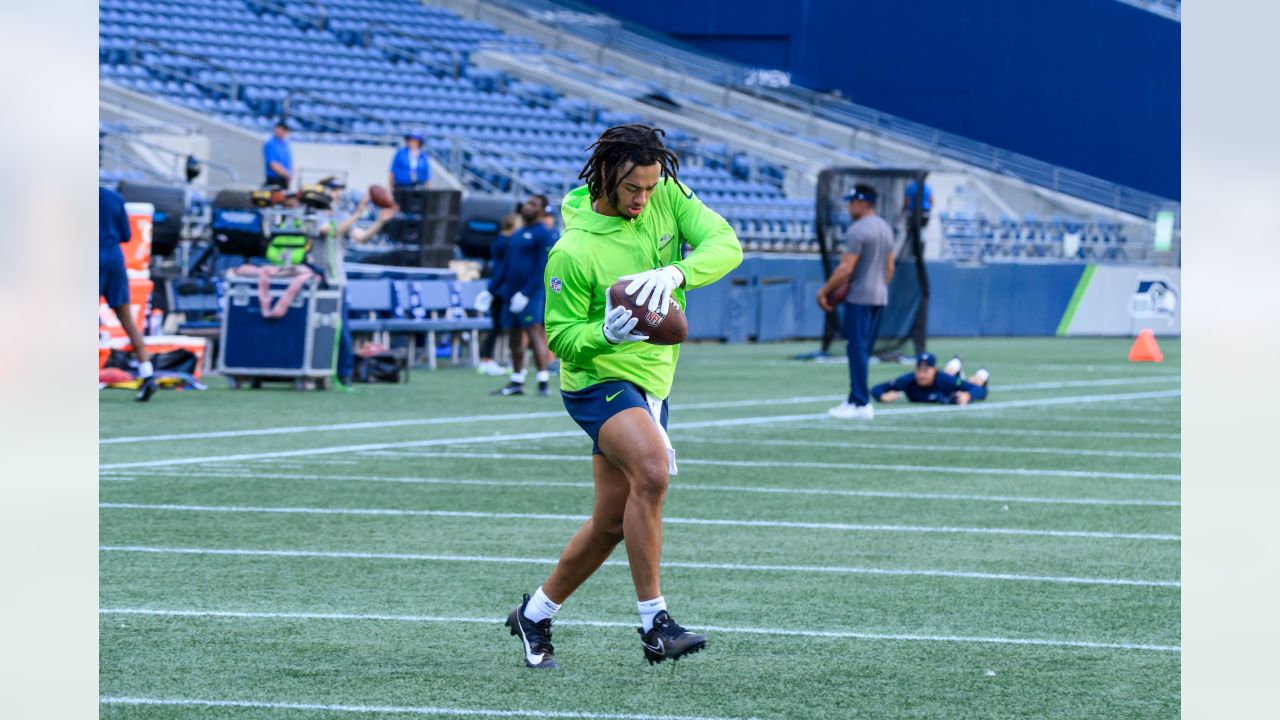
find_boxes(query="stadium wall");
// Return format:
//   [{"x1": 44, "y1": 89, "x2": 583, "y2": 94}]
[
  {"x1": 686, "y1": 256, "x2": 1181, "y2": 340},
  {"x1": 575, "y1": 0, "x2": 1180, "y2": 200}
]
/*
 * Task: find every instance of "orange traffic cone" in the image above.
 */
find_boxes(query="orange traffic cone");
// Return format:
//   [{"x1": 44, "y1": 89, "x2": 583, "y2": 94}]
[{"x1": 1128, "y1": 328, "x2": 1164, "y2": 362}]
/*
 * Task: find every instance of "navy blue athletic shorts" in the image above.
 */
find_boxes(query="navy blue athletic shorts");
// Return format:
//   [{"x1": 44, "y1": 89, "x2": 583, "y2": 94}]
[
  {"x1": 562, "y1": 380, "x2": 669, "y2": 455},
  {"x1": 502, "y1": 292, "x2": 546, "y2": 329},
  {"x1": 99, "y1": 246, "x2": 130, "y2": 308}
]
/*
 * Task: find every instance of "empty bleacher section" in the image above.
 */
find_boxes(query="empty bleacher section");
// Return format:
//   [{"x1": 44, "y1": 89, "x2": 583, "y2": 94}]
[{"x1": 99, "y1": 0, "x2": 1177, "y2": 265}]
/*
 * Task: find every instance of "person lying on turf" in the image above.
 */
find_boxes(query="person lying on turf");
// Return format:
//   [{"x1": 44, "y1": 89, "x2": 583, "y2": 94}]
[{"x1": 873, "y1": 352, "x2": 990, "y2": 405}]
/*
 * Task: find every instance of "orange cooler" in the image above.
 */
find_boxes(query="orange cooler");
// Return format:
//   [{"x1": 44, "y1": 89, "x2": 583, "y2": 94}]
[
  {"x1": 99, "y1": 277, "x2": 153, "y2": 340},
  {"x1": 122, "y1": 202, "x2": 154, "y2": 277}
]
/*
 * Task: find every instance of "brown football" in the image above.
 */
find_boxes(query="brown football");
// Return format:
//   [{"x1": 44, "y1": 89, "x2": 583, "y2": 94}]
[
  {"x1": 368, "y1": 184, "x2": 396, "y2": 209},
  {"x1": 609, "y1": 281, "x2": 688, "y2": 346}
]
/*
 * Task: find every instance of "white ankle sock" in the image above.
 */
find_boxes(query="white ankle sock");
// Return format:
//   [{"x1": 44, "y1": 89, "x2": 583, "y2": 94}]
[
  {"x1": 523, "y1": 586, "x2": 560, "y2": 623},
  {"x1": 510, "y1": 370, "x2": 526, "y2": 384},
  {"x1": 137, "y1": 361, "x2": 154, "y2": 379},
  {"x1": 536, "y1": 370, "x2": 549, "y2": 382},
  {"x1": 637, "y1": 596, "x2": 666, "y2": 632}
]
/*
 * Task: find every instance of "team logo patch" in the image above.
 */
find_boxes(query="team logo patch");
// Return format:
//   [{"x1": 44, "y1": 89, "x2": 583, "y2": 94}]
[{"x1": 549, "y1": 276, "x2": 562, "y2": 293}]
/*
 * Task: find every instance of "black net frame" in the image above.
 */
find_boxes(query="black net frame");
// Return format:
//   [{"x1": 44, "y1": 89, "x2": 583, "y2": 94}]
[{"x1": 815, "y1": 167, "x2": 931, "y2": 359}]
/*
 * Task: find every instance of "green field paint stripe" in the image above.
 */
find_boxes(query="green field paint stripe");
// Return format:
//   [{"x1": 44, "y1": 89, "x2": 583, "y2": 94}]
[
  {"x1": 99, "y1": 545, "x2": 1182, "y2": 588},
  {"x1": 1056, "y1": 264, "x2": 1097, "y2": 336},
  {"x1": 98, "y1": 503, "x2": 1180, "y2": 541},
  {"x1": 98, "y1": 388, "x2": 1180, "y2": 471},
  {"x1": 99, "y1": 696, "x2": 749, "y2": 720},
  {"x1": 652, "y1": 436, "x2": 1180, "y2": 459},
  {"x1": 98, "y1": 375, "x2": 1177, "y2": 446},
  {"x1": 96, "y1": 468, "x2": 1182, "y2": 507},
  {"x1": 373, "y1": 450, "x2": 1182, "y2": 482},
  {"x1": 755, "y1": 423, "x2": 1179, "y2": 441},
  {"x1": 98, "y1": 608, "x2": 1181, "y2": 652}
]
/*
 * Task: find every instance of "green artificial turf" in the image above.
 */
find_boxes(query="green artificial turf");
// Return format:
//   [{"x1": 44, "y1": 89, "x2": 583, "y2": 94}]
[{"x1": 100, "y1": 338, "x2": 1180, "y2": 719}]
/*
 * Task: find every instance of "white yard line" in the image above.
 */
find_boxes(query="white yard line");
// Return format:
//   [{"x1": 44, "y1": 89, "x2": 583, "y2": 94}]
[
  {"x1": 736, "y1": 423, "x2": 1180, "y2": 441},
  {"x1": 98, "y1": 377, "x2": 1178, "y2": 446},
  {"x1": 95, "y1": 468, "x2": 1180, "y2": 508},
  {"x1": 99, "y1": 545, "x2": 1181, "y2": 588},
  {"x1": 98, "y1": 607, "x2": 1181, "y2": 652},
  {"x1": 98, "y1": 696, "x2": 747, "y2": 720},
  {"x1": 959, "y1": 409, "x2": 1180, "y2": 427},
  {"x1": 369, "y1": 451, "x2": 1181, "y2": 482},
  {"x1": 98, "y1": 503, "x2": 1179, "y2": 541},
  {"x1": 584, "y1": 435, "x2": 1181, "y2": 459},
  {"x1": 97, "y1": 389, "x2": 1182, "y2": 471}
]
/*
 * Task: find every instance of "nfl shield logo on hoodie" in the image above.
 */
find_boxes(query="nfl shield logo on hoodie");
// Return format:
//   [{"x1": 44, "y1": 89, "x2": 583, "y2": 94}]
[{"x1": 549, "y1": 277, "x2": 562, "y2": 293}]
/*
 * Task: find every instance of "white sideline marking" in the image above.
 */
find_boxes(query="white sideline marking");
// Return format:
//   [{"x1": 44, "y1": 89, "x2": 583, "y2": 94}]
[
  {"x1": 744, "y1": 423, "x2": 1180, "y2": 441},
  {"x1": 669, "y1": 389, "x2": 1182, "y2": 431},
  {"x1": 600, "y1": 435, "x2": 1182, "y2": 459},
  {"x1": 971, "y1": 409, "x2": 1180, "y2": 427},
  {"x1": 97, "y1": 388, "x2": 1181, "y2": 470},
  {"x1": 99, "y1": 696, "x2": 745, "y2": 720},
  {"x1": 370, "y1": 451, "x2": 1182, "y2": 482},
  {"x1": 96, "y1": 468, "x2": 1181, "y2": 508},
  {"x1": 98, "y1": 607, "x2": 1181, "y2": 652},
  {"x1": 97, "y1": 376, "x2": 1178, "y2": 446},
  {"x1": 100, "y1": 545, "x2": 1181, "y2": 588},
  {"x1": 98, "y1": 503, "x2": 1180, "y2": 541}
]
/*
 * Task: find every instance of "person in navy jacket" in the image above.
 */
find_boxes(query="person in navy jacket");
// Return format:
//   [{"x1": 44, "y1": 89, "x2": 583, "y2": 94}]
[
  {"x1": 873, "y1": 353, "x2": 990, "y2": 405},
  {"x1": 490, "y1": 195, "x2": 556, "y2": 397},
  {"x1": 100, "y1": 186, "x2": 157, "y2": 401}
]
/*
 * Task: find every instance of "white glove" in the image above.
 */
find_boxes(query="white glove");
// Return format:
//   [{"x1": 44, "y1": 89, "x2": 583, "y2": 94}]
[
  {"x1": 619, "y1": 266, "x2": 684, "y2": 313},
  {"x1": 473, "y1": 290, "x2": 493, "y2": 313},
  {"x1": 602, "y1": 290, "x2": 649, "y2": 344},
  {"x1": 509, "y1": 291, "x2": 529, "y2": 313}
]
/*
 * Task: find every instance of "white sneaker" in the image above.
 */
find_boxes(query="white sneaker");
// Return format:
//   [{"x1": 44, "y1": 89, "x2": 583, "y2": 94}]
[
  {"x1": 828, "y1": 402, "x2": 875, "y2": 420},
  {"x1": 943, "y1": 355, "x2": 963, "y2": 376},
  {"x1": 477, "y1": 360, "x2": 508, "y2": 377},
  {"x1": 971, "y1": 368, "x2": 990, "y2": 387}
]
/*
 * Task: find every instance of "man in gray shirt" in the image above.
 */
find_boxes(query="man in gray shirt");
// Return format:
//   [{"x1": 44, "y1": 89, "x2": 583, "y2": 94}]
[{"x1": 817, "y1": 184, "x2": 896, "y2": 419}]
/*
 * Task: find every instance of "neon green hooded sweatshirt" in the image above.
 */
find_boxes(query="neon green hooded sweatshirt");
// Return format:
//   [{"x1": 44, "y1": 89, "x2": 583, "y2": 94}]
[{"x1": 544, "y1": 179, "x2": 743, "y2": 399}]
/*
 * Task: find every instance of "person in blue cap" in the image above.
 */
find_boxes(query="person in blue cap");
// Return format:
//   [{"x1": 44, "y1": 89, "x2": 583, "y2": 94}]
[
  {"x1": 872, "y1": 353, "x2": 990, "y2": 405},
  {"x1": 263, "y1": 120, "x2": 294, "y2": 189},
  {"x1": 388, "y1": 130, "x2": 431, "y2": 190},
  {"x1": 818, "y1": 183, "x2": 896, "y2": 420}
]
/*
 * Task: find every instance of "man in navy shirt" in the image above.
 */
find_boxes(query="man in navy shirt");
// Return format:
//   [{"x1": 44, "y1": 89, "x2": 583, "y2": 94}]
[
  {"x1": 388, "y1": 129, "x2": 432, "y2": 190},
  {"x1": 492, "y1": 195, "x2": 556, "y2": 397},
  {"x1": 873, "y1": 352, "x2": 989, "y2": 405},
  {"x1": 902, "y1": 180, "x2": 932, "y2": 228},
  {"x1": 263, "y1": 120, "x2": 294, "y2": 189},
  {"x1": 100, "y1": 186, "x2": 157, "y2": 401}
]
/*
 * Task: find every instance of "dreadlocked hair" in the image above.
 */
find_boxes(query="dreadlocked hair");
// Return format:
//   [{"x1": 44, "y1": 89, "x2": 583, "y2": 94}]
[{"x1": 578, "y1": 124, "x2": 682, "y2": 210}]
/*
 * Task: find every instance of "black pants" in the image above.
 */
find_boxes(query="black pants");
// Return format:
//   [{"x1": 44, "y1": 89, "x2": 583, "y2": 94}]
[{"x1": 478, "y1": 296, "x2": 507, "y2": 359}]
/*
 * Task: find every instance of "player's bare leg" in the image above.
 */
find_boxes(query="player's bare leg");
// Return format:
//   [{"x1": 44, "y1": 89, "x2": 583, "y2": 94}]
[
  {"x1": 527, "y1": 324, "x2": 552, "y2": 395},
  {"x1": 113, "y1": 303, "x2": 157, "y2": 402},
  {"x1": 596, "y1": 407, "x2": 707, "y2": 663},
  {"x1": 594, "y1": 408, "x2": 668, "y2": 599},
  {"x1": 540, "y1": 454, "x2": 629, "y2": 602}
]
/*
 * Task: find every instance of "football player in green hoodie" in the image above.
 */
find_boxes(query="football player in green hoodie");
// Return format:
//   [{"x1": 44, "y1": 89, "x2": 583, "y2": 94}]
[{"x1": 506, "y1": 125, "x2": 743, "y2": 668}]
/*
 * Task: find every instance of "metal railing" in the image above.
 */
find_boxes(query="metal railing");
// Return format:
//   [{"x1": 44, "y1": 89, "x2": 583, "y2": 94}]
[
  {"x1": 472, "y1": 0, "x2": 1177, "y2": 219},
  {"x1": 282, "y1": 90, "x2": 399, "y2": 144},
  {"x1": 246, "y1": 0, "x2": 327, "y2": 31},
  {"x1": 99, "y1": 123, "x2": 241, "y2": 184},
  {"x1": 128, "y1": 40, "x2": 239, "y2": 99},
  {"x1": 361, "y1": 22, "x2": 464, "y2": 78}
]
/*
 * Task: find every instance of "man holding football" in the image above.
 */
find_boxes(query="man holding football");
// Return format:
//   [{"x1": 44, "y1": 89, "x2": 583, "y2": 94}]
[{"x1": 505, "y1": 124, "x2": 742, "y2": 669}]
